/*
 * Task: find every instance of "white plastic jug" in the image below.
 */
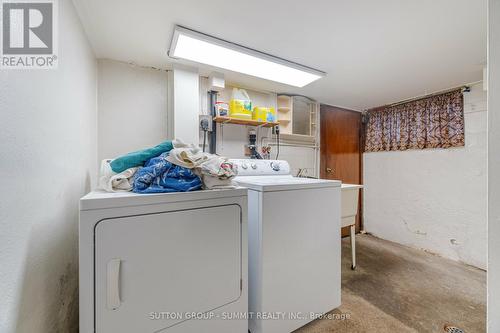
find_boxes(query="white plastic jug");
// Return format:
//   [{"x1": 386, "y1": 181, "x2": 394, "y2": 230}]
[
  {"x1": 229, "y1": 88, "x2": 252, "y2": 119},
  {"x1": 232, "y1": 87, "x2": 251, "y2": 102}
]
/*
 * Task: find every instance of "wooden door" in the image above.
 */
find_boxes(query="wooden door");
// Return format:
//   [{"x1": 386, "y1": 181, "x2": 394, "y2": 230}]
[{"x1": 320, "y1": 105, "x2": 363, "y2": 237}]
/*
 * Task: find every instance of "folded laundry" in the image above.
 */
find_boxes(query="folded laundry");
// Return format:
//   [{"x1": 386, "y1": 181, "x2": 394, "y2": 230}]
[
  {"x1": 166, "y1": 145, "x2": 238, "y2": 189},
  {"x1": 98, "y1": 159, "x2": 138, "y2": 192},
  {"x1": 199, "y1": 158, "x2": 236, "y2": 179},
  {"x1": 166, "y1": 145, "x2": 209, "y2": 168},
  {"x1": 200, "y1": 175, "x2": 235, "y2": 189},
  {"x1": 99, "y1": 139, "x2": 236, "y2": 193},
  {"x1": 133, "y1": 152, "x2": 202, "y2": 194},
  {"x1": 110, "y1": 140, "x2": 174, "y2": 173}
]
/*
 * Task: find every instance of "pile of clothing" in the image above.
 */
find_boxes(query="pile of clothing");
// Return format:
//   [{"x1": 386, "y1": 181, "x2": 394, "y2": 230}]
[{"x1": 98, "y1": 139, "x2": 237, "y2": 194}]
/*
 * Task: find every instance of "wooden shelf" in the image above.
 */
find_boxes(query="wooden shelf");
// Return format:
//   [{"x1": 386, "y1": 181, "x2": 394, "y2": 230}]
[
  {"x1": 278, "y1": 107, "x2": 291, "y2": 112},
  {"x1": 213, "y1": 116, "x2": 279, "y2": 127}
]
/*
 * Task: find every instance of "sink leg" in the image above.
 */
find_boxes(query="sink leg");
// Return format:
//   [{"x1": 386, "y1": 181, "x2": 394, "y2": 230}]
[{"x1": 350, "y1": 224, "x2": 356, "y2": 270}]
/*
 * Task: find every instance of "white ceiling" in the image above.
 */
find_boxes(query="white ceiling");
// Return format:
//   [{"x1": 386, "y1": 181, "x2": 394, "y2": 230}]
[{"x1": 73, "y1": 0, "x2": 487, "y2": 110}]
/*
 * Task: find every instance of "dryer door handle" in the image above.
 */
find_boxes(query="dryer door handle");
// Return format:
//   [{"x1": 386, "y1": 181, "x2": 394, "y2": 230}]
[{"x1": 107, "y1": 258, "x2": 121, "y2": 310}]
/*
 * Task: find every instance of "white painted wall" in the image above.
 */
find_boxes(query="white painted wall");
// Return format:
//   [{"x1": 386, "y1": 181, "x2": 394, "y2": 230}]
[
  {"x1": 167, "y1": 66, "x2": 200, "y2": 145},
  {"x1": 488, "y1": 0, "x2": 500, "y2": 330},
  {"x1": 0, "y1": 0, "x2": 97, "y2": 332},
  {"x1": 363, "y1": 82, "x2": 487, "y2": 269},
  {"x1": 97, "y1": 59, "x2": 168, "y2": 161}
]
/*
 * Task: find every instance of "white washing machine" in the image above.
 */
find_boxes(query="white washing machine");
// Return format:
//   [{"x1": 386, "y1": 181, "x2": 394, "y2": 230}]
[
  {"x1": 230, "y1": 159, "x2": 341, "y2": 333},
  {"x1": 79, "y1": 189, "x2": 248, "y2": 333}
]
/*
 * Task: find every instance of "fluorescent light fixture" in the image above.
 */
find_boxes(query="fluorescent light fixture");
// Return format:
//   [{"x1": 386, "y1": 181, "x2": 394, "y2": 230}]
[{"x1": 169, "y1": 25, "x2": 325, "y2": 87}]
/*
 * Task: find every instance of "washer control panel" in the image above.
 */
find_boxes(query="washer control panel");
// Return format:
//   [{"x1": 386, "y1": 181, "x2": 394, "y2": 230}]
[{"x1": 229, "y1": 159, "x2": 291, "y2": 176}]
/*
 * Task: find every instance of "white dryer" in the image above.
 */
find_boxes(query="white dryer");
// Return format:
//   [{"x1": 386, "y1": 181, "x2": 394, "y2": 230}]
[
  {"x1": 79, "y1": 189, "x2": 248, "y2": 333},
  {"x1": 230, "y1": 159, "x2": 341, "y2": 333}
]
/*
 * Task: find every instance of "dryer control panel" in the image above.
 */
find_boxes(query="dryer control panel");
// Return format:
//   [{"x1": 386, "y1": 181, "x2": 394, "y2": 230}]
[{"x1": 229, "y1": 159, "x2": 291, "y2": 176}]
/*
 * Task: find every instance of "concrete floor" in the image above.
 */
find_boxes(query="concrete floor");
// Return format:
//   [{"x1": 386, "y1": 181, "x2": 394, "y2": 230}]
[{"x1": 296, "y1": 234, "x2": 486, "y2": 333}]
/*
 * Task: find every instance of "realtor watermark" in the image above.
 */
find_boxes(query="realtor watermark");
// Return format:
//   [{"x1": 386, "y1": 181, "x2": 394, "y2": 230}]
[
  {"x1": 148, "y1": 311, "x2": 351, "y2": 321},
  {"x1": 1, "y1": 0, "x2": 58, "y2": 69}
]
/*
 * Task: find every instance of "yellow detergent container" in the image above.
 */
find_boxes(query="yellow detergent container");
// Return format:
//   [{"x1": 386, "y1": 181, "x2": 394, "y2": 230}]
[
  {"x1": 229, "y1": 88, "x2": 253, "y2": 120},
  {"x1": 267, "y1": 107, "x2": 277, "y2": 122},
  {"x1": 253, "y1": 107, "x2": 276, "y2": 122}
]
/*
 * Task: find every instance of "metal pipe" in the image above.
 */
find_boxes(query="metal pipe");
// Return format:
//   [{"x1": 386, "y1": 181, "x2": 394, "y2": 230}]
[
  {"x1": 378, "y1": 84, "x2": 472, "y2": 109},
  {"x1": 208, "y1": 91, "x2": 217, "y2": 154},
  {"x1": 268, "y1": 142, "x2": 319, "y2": 148}
]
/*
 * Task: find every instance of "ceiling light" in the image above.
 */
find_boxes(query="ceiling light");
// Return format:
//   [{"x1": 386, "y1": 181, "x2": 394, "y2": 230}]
[{"x1": 169, "y1": 25, "x2": 325, "y2": 88}]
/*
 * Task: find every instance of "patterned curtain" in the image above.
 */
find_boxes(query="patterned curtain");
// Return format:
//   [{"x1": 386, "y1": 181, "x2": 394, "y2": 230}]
[{"x1": 364, "y1": 89, "x2": 465, "y2": 152}]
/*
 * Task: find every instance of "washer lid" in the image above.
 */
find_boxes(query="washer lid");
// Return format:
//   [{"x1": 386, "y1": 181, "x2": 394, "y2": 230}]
[
  {"x1": 80, "y1": 188, "x2": 247, "y2": 211},
  {"x1": 233, "y1": 176, "x2": 341, "y2": 192}
]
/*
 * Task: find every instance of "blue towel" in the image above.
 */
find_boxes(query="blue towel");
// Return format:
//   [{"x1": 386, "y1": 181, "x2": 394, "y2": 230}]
[
  {"x1": 133, "y1": 152, "x2": 202, "y2": 194},
  {"x1": 110, "y1": 141, "x2": 174, "y2": 173}
]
